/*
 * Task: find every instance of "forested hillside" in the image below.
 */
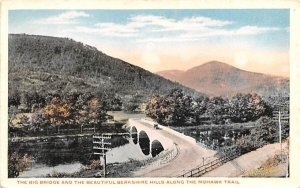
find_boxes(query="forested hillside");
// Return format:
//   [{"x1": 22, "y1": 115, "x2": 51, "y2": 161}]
[{"x1": 8, "y1": 34, "x2": 198, "y2": 109}]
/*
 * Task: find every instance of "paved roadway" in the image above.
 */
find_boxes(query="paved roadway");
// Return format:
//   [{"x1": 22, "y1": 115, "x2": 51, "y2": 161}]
[{"x1": 131, "y1": 119, "x2": 217, "y2": 177}]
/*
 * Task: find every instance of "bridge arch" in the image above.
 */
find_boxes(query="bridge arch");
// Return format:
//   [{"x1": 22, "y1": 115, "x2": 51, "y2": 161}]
[
  {"x1": 130, "y1": 126, "x2": 138, "y2": 144},
  {"x1": 139, "y1": 131, "x2": 150, "y2": 155},
  {"x1": 151, "y1": 140, "x2": 164, "y2": 157}
]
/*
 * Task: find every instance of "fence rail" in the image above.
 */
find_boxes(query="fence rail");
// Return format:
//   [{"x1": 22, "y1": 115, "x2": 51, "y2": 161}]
[
  {"x1": 178, "y1": 150, "x2": 240, "y2": 177},
  {"x1": 157, "y1": 143, "x2": 180, "y2": 165},
  {"x1": 140, "y1": 143, "x2": 180, "y2": 169}
]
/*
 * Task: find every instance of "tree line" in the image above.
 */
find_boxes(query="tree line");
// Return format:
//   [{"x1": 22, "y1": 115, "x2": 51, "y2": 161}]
[
  {"x1": 9, "y1": 90, "x2": 123, "y2": 112},
  {"x1": 145, "y1": 89, "x2": 272, "y2": 126},
  {"x1": 9, "y1": 92, "x2": 114, "y2": 135}
]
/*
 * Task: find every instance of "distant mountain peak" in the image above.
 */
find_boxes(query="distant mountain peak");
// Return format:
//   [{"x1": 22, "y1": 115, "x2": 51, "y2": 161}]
[
  {"x1": 157, "y1": 60, "x2": 289, "y2": 97},
  {"x1": 202, "y1": 60, "x2": 229, "y2": 66},
  {"x1": 189, "y1": 61, "x2": 239, "y2": 71}
]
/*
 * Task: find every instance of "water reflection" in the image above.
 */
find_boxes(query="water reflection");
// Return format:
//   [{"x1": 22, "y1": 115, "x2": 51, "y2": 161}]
[
  {"x1": 19, "y1": 137, "x2": 150, "y2": 177},
  {"x1": 19, "y1": 163, "x2": 83, "y2": 178},
  {"x1": 106, "y1": 138, "x2": 150, "y2": 163}
]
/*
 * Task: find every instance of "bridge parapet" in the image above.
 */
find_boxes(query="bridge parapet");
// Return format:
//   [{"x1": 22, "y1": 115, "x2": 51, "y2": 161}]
[{"x1": 141, "y1": 119, "x2": 196, "y2": 144}]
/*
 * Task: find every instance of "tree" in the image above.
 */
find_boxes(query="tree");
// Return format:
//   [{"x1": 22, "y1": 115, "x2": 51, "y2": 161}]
[
  {"x1": 145, "y1": 95, "x2": 165, "y2": 124},
  {"x1": 146, "y1": 89, "x2": 193, "y2": 126},
  {"x1": 255, "y1": 116, "x2": 278, "y2": 143},
  {"x1": 206, "y1": 97, "x2": 230, "y2": 124},
  {"x1": 19, "y1": 92, "x2": 45, "y2": 112},
  {"x1": 192, "y1": 96, "x2": 209, "y2": 123},
  {"x1": 123, "y1": 98, "x2": 139, "y2": 112},
  {"x1": 87, "y1": 97, "x2": 107, "y2": 132},
  {"x1": 164, "y1": 89, "x2": 193, "y2": 126},
  {"x1": 235, "y1": 116, "x2": 276, "y2": 153},
  {"x1": 75, "y1": 93, "x2": 91, "y2": 133},
  {"x1": 42, "y1": 97, "x2": 72, "y2": 134},
  {"x1": 8, "y1": 88, "x2": 21, "y2": 107},
  {"x1": 74, "y1": 94, "x2": 107, "y2": 133},
  {"x1": 228, "y1": 93, "x2": 268, "y2": 123},
  {"x1": 29, "y1": 110, "x2": 50, "y2": 135},
  {"x1": 8, "y1": 106, "x2": 19, "y2": 127},
  {"x1": 103, "y1": 96, "x2": 122, "y2": 111}
]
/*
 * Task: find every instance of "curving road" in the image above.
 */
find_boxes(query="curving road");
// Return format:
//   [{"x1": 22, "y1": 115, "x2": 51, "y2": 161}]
[{"x1": 131, "y1": 119, "x2": 217, "y2": 177}]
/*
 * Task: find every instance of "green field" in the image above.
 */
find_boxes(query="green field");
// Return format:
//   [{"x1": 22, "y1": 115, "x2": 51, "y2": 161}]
[{"x1": 107, "y1": 111, "x2": 146, "y2": 122}]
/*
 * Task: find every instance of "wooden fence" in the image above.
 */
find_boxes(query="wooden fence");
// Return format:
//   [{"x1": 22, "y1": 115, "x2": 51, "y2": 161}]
[
  {"x1": 178, "y1": 150, "x2": 241, "y2": 177},
  {"x1": 8, "y1": 123, "x2": 125, "y2": 138}
]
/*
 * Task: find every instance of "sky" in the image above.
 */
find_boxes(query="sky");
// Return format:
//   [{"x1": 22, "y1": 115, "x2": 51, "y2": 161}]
[{"x1": 9, "y1": 9, "x2": 289, "y2": 77}]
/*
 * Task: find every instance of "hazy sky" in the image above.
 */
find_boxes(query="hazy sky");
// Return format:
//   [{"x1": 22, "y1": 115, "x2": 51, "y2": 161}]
[{"x1": 9, "y1": 9, "x2": 289, "y2": 77}]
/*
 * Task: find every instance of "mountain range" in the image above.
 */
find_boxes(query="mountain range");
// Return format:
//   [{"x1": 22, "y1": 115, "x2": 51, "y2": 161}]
[
  {"x1": 8, "y1": 34, "x2": 288, "y2": 102},
  {"x1": 157, "y1": 61, "x2": 289, "y2": 97}
]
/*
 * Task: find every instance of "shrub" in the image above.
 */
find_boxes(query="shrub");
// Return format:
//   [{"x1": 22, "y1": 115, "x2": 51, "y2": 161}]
[{"x1": 87, "y1": 160, "x2": 102, "y2": 170}]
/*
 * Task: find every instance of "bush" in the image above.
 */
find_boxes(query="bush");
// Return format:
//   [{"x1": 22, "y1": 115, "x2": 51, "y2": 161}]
[
  {"x1": 87, "y1": 160, "x2": 102, "y2": 170},
  {"x1": 8, "y1": 152, "x2": 33, "y2": 178}
]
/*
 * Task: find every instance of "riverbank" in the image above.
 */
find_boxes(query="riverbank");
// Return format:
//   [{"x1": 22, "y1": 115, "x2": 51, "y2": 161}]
[{"x1": 43, "y1": 156, "x2": 159, "y2": 178}]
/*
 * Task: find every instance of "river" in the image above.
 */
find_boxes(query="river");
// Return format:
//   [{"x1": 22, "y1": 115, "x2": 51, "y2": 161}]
[
  {"x1": 19, "y1": 111, "x2": 148, "y2": 178},
  {"x1": 19, "y1": 137, "x2": 150, "y2": 178}
]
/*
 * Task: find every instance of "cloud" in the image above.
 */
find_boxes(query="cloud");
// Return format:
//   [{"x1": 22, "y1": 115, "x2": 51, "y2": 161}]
[
  {"x1": 75, "y1": 24, "x2": 138, "y2": 37},
  {"x1": 138, "y1": 25, "x2": 281, "y2": 42},
  {"x1": 71, "y1": 14, "x2": 281, "y2": 40},
  {"x1": 73, "y1": 14, "x2": 233, "y2": 38},
  {"x1": 234, "y1": 26, "x2": 280, "y2": 35},
  {"x1": 35, "y1": 11, "x2": 90, "y2": 25},
  {"x1": 182, "y1": 16, "x2": 233, "y2": 27},
  {"x1": 129, "y1": 15, "x2": 233, "y2": 31},
  {"x1": 129, "y1": 15, "x2": 176, "y2": 29}
]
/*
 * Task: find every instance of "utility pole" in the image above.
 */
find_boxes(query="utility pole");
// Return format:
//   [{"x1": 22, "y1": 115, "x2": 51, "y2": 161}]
[
  {"x1": 278, "y1": 110, "x2": 282, "y2": 163},
  {"x1": 93, "y1": 133, "x2": 111, "y2": 177}
]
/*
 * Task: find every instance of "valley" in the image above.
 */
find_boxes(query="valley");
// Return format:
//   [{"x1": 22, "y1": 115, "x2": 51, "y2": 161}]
[{"x1": 8, "y1": 34, "x2": 289, "y2": 178}]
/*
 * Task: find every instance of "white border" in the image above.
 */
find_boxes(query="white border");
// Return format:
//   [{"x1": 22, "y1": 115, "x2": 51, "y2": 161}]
[{"x1": 1, "y1": 0, "x2": 300, "y2": 188}]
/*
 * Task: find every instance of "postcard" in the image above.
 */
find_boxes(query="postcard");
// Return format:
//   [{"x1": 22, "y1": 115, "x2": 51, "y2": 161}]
[{"x1": 1, "y1": 0, "x2": 300, "y2": 188}]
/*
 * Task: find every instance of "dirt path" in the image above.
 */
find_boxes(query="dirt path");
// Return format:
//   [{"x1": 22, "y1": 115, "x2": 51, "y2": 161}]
[
  {"x1": 132, "y1": 119, "x2": 217, "y2": 177},
  {"x1": 203, "y1": 142, "x2": 288, "y2": 177}
]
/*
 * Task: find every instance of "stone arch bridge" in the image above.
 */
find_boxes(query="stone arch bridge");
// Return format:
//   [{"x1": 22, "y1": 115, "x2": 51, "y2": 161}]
[
  {"x1": 128, "y1": 119, "x2": 174, "y2": 157},
  {"x1": 127, "y1": 118, "x2": 217, "y2": 177}
]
